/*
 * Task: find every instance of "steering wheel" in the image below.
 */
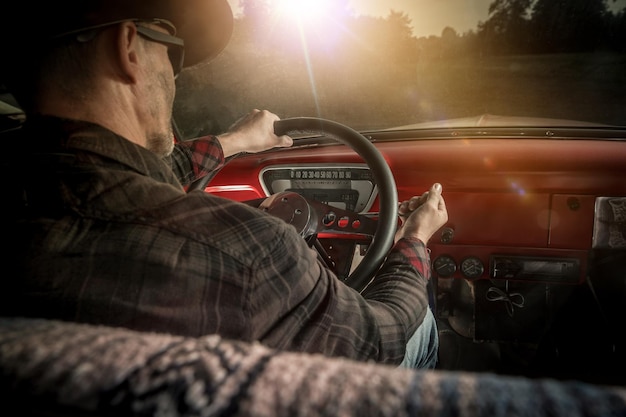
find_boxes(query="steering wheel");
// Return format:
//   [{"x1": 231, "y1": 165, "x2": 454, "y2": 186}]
[{"x1": 190, "y1": 117, "x2": 398, "y2": 292}]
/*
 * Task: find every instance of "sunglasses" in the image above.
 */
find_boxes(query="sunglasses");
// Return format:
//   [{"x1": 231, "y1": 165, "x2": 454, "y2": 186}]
[
  {"x1": 135, "y1": 24, "x2": 185, "y2": 76},
  {"x1": 62, "y1": 19, "x2": 186, "y2": 76}
]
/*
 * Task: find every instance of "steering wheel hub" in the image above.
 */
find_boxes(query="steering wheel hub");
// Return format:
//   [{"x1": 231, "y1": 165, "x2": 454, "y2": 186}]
[{"x1": 259, "y1": 192, "x2": 318, "y2": 238}]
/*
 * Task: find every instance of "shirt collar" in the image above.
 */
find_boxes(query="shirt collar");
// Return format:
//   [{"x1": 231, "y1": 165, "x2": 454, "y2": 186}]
[{"x1": 21, "y1": 115, "x2": 182, "y2": 187}]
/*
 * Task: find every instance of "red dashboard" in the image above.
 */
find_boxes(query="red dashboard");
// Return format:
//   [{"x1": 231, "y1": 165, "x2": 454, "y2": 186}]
[{"x1": 207, "y1": 135, "x2": 626, "y2": 285}]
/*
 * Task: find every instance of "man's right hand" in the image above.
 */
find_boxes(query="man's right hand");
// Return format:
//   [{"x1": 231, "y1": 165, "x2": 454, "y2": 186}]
[
  {"x1": 217, "y1": 109, "x2": 293, "y2": 157},
  {"x1": 395, "y1": 183, "x2": 448, "y2": 244}
]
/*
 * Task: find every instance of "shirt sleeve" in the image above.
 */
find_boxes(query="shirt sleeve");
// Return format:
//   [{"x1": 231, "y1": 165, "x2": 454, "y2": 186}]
[
  {"x1": 358, "y1": 237, "x2": 432, "y2": 363},
  {"x1": 388, "y1": 237, "x2": 431, "y2": 277},
  {"x1": 250, "y1": 220, "x2": 433, "y2": 365},
  {"x1": 167, "y1": 135, "x2": 226, "y2": 187}
]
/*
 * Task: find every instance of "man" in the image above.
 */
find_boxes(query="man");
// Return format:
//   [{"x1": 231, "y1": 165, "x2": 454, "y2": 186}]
[{"x1": 1, "y1": 0, "x2": 448, "y2": 368}]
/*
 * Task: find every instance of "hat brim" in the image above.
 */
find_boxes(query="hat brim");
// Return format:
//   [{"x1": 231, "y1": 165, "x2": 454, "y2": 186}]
[
  {"x1": 159, "y1": 0, "x2": 234, "y2": 67},
  {"x1": 8, "y1": 0, "x2": 234, "y2": 68}
]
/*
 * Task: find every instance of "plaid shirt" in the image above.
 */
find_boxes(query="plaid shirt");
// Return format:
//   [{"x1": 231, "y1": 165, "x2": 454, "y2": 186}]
[{"x1": 5, "y1": 116, "x2": 432, "y2": 365}]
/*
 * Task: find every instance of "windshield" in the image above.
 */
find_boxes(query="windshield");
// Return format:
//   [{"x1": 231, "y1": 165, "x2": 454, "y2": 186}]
[{"x1": 173, "y1": 0, "x2": 626, "y2": 138}]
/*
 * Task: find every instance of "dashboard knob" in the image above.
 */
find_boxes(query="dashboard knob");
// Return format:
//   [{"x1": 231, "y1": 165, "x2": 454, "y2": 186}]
[{"x1": 440, "y1": 227, "x2": 455, "y2": 244}]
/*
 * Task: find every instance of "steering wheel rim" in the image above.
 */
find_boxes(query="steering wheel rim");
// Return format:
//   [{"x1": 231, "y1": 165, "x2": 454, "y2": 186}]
[{"x1": 274, "y1": 117, "x2": 398, "y2": 292}]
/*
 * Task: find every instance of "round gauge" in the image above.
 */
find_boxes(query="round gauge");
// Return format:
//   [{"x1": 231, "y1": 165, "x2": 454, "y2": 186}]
[
  {"x1": 460, "y1": 256, "x2": 484, "y2": 279},
  {"x1": 433, "y1": 255, "x2": 457, "y2": 278}
]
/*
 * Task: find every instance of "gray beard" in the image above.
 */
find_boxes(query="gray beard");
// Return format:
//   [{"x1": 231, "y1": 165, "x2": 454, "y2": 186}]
[{"x1": 146, "y1": 128, "x2": 175, "y2": 158}]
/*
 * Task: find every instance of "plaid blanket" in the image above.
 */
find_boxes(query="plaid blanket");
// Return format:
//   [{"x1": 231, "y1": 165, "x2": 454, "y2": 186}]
[{"x1": 1, "y1": 317, "x2": 625, "y2": 417}]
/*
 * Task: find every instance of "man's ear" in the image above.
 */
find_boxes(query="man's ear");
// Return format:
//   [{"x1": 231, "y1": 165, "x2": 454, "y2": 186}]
[{"x1": 113, "y1": 21, "x2": 141, "y2": 84}]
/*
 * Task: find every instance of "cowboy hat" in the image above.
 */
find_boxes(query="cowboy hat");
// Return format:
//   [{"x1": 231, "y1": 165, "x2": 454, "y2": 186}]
[{"x1": 3, "y1": 0, "x2": 233, "y2": 68}]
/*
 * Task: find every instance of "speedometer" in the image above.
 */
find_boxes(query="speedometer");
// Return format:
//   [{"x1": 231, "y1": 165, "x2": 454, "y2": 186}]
[
  {"x1": 259, "y1": 164, "x2": 376, "y2": 212},
  {"x1": 460, "y1": 256, "x2": 484, "y2": 279},
  {"x1": 433, "y1": 255, "x2": 457, "y2": 278}
]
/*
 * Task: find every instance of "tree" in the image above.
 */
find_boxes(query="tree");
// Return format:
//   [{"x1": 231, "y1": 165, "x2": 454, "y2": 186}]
[
  {"x1": 529, "y1": 0, "x2": 609, "y2": 52},
  {"x1": 381, "y1": 10, "x2": 418, "y2": 65},
  {"x1": 606, "y1": 6, "x2": 626, "y2": 51},
  {"x1": 478, "y1": 0, "x2": 533, "y2": 53},
  {"x1": 440, "y1": 27, "x2": 460, "y2": 58}
]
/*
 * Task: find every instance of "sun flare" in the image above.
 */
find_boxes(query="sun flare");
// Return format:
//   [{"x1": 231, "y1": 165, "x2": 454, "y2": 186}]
[{"x1": 274, "y1": 0, "x2": 334, "y2": 25}]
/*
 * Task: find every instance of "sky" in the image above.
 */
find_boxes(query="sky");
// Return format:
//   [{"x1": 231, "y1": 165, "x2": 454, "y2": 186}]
[
  {"x1": 350, "y1": 0, "x2": 626, "y2": 37},
  {"x1": 348, "y1": 0, "x2": 491, "y2": 37},
  {"x1": 227, "y1": 0, "x2": 626, "y2": 38}
]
